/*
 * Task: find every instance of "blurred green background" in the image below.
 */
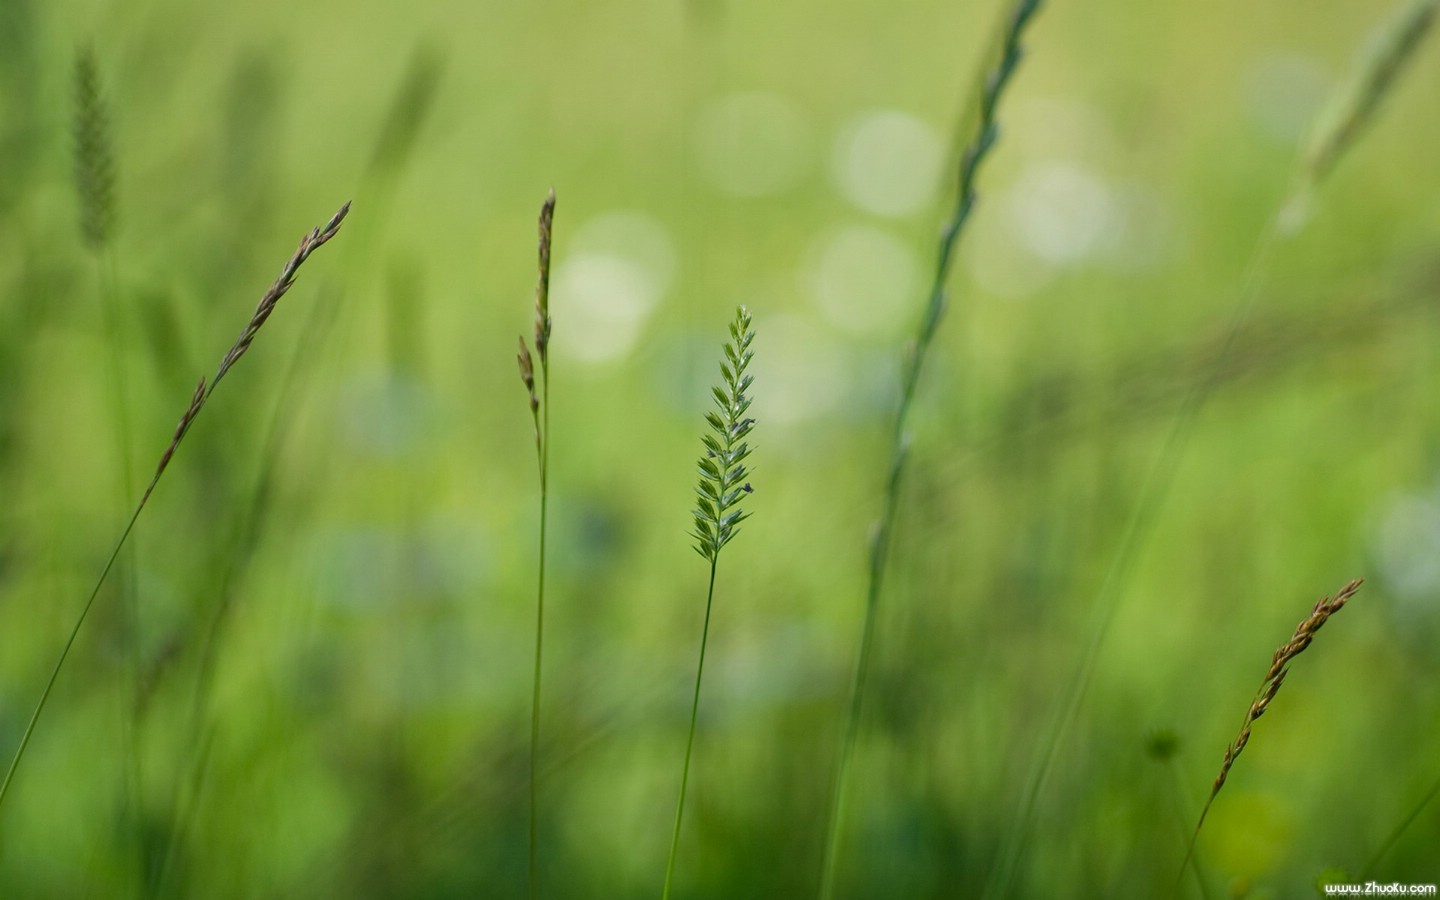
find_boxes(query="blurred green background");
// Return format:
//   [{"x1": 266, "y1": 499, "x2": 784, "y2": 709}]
[{"x1": 2, "y1": 0, "x2": 1440, "y2": 896}]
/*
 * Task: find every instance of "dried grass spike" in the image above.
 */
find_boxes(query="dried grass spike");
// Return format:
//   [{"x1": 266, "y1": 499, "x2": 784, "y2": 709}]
[
  {"x1": 0, "y1": 202, "x2": 351, "y2": 817},
  {"x1": 140, "y1": 377, "x2": 206, "y2": 508},
  {"x1": 535, "y1": 188, "x2": 556, "y2": 361},
  {"x1": 1181, "y1": 578, "x2": 1364, "y2": 879},
  {"x1": 215, "y1": 201, "x2": 350, "y2": 384}
]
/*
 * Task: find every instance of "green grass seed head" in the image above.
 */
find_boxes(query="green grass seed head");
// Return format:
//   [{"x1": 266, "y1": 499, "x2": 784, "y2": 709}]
[
  {"x1": 692, "y1": 305, "x2": 756, "y2": 564},
  {"x1": 73, "y1": 44, "x2": 115, "y2": 251}
]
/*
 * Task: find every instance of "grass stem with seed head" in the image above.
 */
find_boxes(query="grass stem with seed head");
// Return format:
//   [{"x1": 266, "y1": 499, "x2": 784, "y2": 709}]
[
  {"x1": 662, "y1": 305, "x2": 756, "y2": 900},
  {"x1": 517, "y1": 188, "x2": 556, "y2": 900},
  {"x1": 1178, "y1": 579, "x2": 1363, "y2": 884},
  {"x1": 0, "y1": 202, "x2": 350, "y2": 821}
]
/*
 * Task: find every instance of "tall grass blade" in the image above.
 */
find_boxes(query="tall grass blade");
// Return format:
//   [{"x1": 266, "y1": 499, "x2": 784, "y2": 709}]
[{"x1": 818, "y1": 3, "x2": 1043, "y2": 897}]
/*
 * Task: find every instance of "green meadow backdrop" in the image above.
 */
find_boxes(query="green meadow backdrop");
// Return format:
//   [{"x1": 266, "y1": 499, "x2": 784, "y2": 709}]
[{"x1": 1, "y1": 0, "x2": 1439, "y2": 896}]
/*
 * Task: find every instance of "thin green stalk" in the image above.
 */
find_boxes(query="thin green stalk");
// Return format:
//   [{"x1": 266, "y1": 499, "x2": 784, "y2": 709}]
[
  {"x1": 529, "y1": 461, "x2": 547, "y2": 900},
  {"x1": 0, "y1": 202, "x2": 349, "y2": 824},
  {"x1": 1165, "y1": 761, "x2": 1213, "y2": 900},
  {"x1": 1361, "y1": 767, "x2": 1440, "y2": 879},
  {"x1": 662, "y1": 562, "x2": 717, "y2": 900},
  {"x1": 0, "y1": 502, "x2": 143, "y2": 815},
  {"x1": 662, "y1": 306, "x2": 756, "y2": 900},
  {"x1": 518, "y1": 189, "x2": 556, "y2": 900},
  {"x1": 151, "y1": 284, "x2": 335, "y2": 899},
  {"x1": 818, "y1": 4, "x2": 1042, "y2": 897}
]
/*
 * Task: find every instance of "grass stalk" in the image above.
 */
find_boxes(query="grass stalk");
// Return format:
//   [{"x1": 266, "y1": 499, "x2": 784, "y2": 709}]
[
  {"x1": 0, "y1": 202, "x2": 350, "y2": 822},
  {"x1": 517, "y1": 188, "x2": 556, "y2": 900},
  {"x1": 1178, "y1": 578, "x2": 1363, "y2": 883},
  {"x1": 817, "y1": 3, "x2": 1042, "y2": 897},
  {"x1": 1361, "y1": 766, "x2": 1440, "y2": 879},
  {"x1": 662, "y1": 306, "x2": 757, "y2": 900}
]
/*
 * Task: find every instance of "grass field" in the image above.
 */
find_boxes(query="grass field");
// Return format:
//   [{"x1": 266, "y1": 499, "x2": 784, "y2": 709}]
[{"x1": 2, "y1": 0, "x2": 1440, "y2": 897}]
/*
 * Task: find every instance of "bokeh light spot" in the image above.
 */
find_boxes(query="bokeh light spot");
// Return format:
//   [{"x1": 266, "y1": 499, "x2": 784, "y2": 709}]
[
  {"x1": 550, "y1": 211, "x2": 676, "y2": 364},
  {"x1": 832, "y1": 109, "x2": 943, "y2": 218},
  {"x1": 805, "y1": 223, "x2": 920, "y2": 339}
]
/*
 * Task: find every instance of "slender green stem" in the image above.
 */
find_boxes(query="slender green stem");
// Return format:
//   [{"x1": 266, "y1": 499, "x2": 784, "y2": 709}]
[
  {"x1": 2, "y1": 247, "x2": 143, "y2": 838},
  {"x1": 529, "y1": 355, "x2": 549, "y2": 900},
  {"x1": 524, "y1": 188, "x2": 556, "y2": 900},
  {"x1": 151, "y1": 288, "x2": 334, "y2": 898},
  {"x1": 2, "y1": 371, "x2": 212, "y2": 824},
  {"x1": 1361, "y1": 767, "x2": 1440, "y2": 880},
  {"x1": 0, "y1": 503, "x2": 144, "y2": 815},
  {"x1": 1161, "y1": 755, "x2": 1212, "y2": 900},
  {"x1": 0, "y1": 203, "x2": 347, "y2": 833},
  {"x1": 818, "y1": 4, "x2": 1042, "y2": 896},
  {"x1": 662, "y1": 561, "x2": 718, "y2": 900}
]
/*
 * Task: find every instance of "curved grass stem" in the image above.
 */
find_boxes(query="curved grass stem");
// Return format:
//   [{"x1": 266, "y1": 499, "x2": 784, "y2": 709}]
[{"x1": 0, "y1": 203, "x2": 349, "y2": 825}]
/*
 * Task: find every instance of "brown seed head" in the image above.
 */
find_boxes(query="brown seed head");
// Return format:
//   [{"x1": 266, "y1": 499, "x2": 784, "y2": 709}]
[
  {"x1": 215, "y1": 201, "x2": 350, "y2": 385},
  {"x1": 1190, "y1": 578, "x2": 1363, "y2": 854}
]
